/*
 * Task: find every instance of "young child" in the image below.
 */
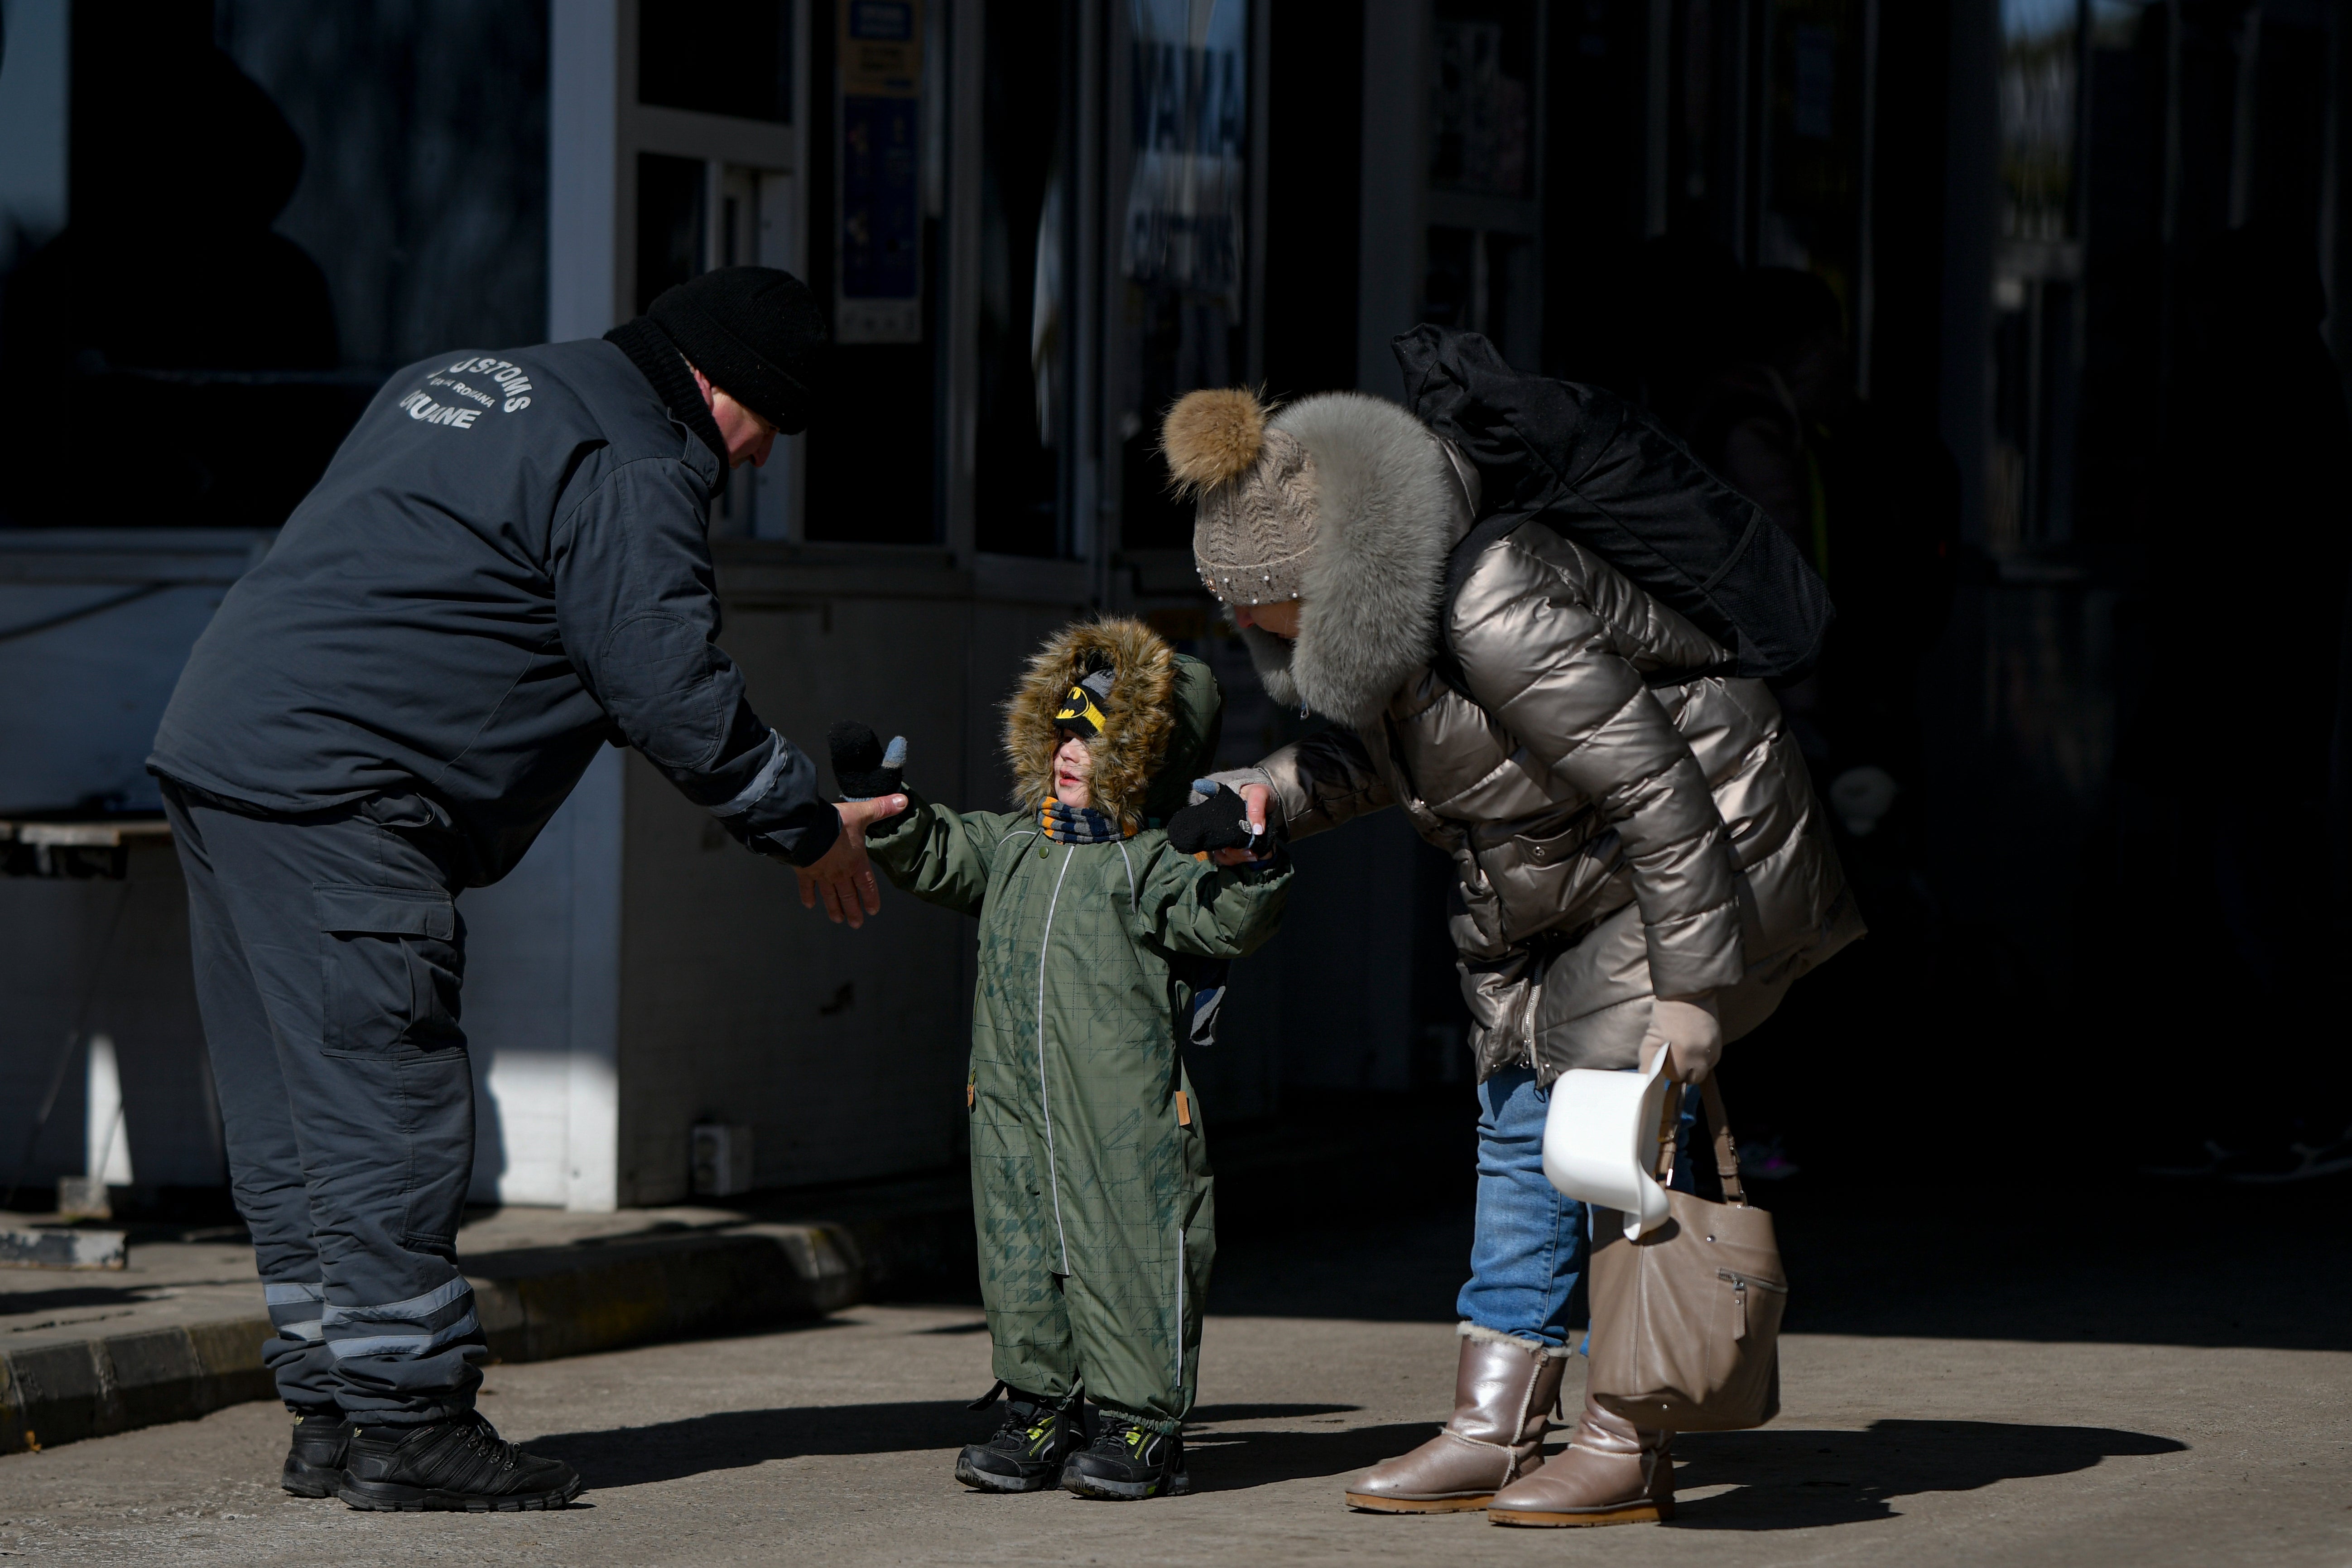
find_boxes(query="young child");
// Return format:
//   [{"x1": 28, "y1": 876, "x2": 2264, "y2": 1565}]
[{"x1": 835, "y1": 617, "x2": 1289, "y2": 1500}]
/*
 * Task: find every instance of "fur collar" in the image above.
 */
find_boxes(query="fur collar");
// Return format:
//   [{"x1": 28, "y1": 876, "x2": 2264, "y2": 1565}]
[
  {"x1": 1237, "y1": 393, "x2": 1471, "y2": 725},
  {"x1": 1004, "y1": 618, "x2": 1177, "y2": 832}
]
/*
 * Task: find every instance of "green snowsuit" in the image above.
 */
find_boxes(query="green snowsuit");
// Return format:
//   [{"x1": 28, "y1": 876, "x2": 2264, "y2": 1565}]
[{"x1": 867, "y1": 638, "x2": 1289, "y2": 1432}]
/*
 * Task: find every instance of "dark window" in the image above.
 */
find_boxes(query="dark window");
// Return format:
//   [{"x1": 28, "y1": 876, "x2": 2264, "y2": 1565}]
[
  {"x1": 638, "y1": 0, "x2": 794, "y2": 125},
  {"x1": 1113, "y1": 0, "x2": 1254, "y2": 553},
  {"x1": 973, "y1": 0, "x2": 1072, "y2": 556},
  {"x1": 803, "y1": 0, "x2": 938, "y2": 543},
  {"x1": 1262, "y1": 1, "x2": 1362, "y2": 399},
  {"x1": 1430, "y1": 3, "x2": 1535, "y2": 198},
  {"x1": 636, "y1": 153, "x2": 706, "y2": 313}
]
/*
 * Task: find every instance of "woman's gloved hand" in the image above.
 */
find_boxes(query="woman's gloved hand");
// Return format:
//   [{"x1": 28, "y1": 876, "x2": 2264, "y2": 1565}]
[
  {"x1": 1168, "y1": 780, "x2": 1267, "y2": 856},
  {"x1": 828, "y1": 721, "x2": 907, "y2": 800},
  {"x1": 1208, "y1": 781, "x2": 1276, "y2": 866},
  {"x1": 1640, "y1": 993, "x2": 1724, "y2": 1083}
]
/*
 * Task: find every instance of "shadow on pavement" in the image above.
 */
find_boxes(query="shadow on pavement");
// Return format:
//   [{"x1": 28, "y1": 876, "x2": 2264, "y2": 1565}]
[
  {"x1": 1667, "y1": 1419, "x2": 2189, "y2": 1530},
  {"x1": 0, "y1": 1284, "x2": 170, "y2": 1315},
  {"x1": 531, "y1": 1401, "x2": 1365, "y2": 1488},
  {"x1": 529, "y1": 1400, "x2": 971, "y2": 1485},
  {"x1": 1186, "y1": 1419, "x2": 1430, "y2": 1493}
]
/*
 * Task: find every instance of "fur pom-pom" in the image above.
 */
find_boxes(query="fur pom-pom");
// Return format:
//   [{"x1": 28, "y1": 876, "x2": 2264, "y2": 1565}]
[{"x1": 1160, "y1": 388, "x2": 1268, "y2": 495}]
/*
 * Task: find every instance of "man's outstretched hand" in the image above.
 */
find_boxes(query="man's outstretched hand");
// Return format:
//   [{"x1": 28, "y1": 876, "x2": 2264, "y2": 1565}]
[{"x1": 795, "y1": 795, "x2": 907, "y2": 928}]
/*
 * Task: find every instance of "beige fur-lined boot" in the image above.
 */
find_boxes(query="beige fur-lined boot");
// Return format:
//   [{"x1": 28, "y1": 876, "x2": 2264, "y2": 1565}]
[
  {"x1": 1344, "y1": 1325, "x2": 1568, "y2": 1513},
  {"x1": 1486, "y1": 1393, "x2": 1674, "y2": 1526}
]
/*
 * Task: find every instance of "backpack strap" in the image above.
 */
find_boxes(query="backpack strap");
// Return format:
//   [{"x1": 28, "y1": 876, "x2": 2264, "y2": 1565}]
[{"x1": 1425, "y1": 510, "x2": 1526, "y2": 704}]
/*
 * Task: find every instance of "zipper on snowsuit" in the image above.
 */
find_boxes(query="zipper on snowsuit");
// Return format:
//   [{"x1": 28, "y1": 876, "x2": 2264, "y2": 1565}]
[{"x1": 1034, "y1": 847, "x2": 1078, "y2": 1275}]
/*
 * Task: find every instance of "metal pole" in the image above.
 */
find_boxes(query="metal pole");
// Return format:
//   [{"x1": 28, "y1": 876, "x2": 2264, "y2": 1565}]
[
  {"x1": 1731, "y1": 0, "x2": 1752, "y2": 262},
  {"x1": 944, "y1": 0, "x2": 986, "y2": 567},
  {"x1": 2227, "y1": 1, "x2": 2261, "y2": 231},
  {"x1": 1645, "y1": 0, "x2": 1673, "y2": 238},
  {"x1": 1856, "y1": 0, "x2": 1882, "y2": 398},
  {"x1": 1247, "y1": 0, "x2": 1272, "y2": 388},
  {"x1": 2157, "y1": 0, "x2": 2183, "y2": 395}
]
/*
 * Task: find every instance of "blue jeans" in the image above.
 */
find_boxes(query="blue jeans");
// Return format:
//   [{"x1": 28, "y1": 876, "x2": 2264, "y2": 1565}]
[
  {"x1": 1455, "y1": 1068, "x2": 1701, "y2": 1348},
  {"x1": 1456, "y1": 1068, "x2": 1589, "y2": 1347}
]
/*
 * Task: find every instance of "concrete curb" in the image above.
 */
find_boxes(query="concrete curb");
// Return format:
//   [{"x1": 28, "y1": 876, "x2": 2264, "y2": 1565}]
[
  {"x1": 2, "y1": 1203, "x2": 973, "y2": 1455},
  {"x1": 0, "y1": 1316, "x2": 276, "y2": 1454}
]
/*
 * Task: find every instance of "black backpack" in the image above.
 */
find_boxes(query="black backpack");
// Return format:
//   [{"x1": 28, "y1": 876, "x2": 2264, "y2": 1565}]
[{"x1": 1393, "y1": 325, "x2": 1834, "y2": 691}]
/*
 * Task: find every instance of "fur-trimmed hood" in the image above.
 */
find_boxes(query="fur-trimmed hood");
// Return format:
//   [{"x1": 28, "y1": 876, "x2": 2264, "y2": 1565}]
[
  {"x1": 1003, "y1": 618, "x2": 1222, "y2": 831},
  {"x1": 1230, "y1": 393, "x2": 1476, "y2": 725}
]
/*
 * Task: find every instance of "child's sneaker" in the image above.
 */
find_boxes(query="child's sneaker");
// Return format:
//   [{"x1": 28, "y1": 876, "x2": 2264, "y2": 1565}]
[
  {"x1": 954, "y1": 1385, "x2": 1080, "y2": 1493},
  {"x1": 1060, "y1": 1409, "x2": 1191, "y2": 1500}
]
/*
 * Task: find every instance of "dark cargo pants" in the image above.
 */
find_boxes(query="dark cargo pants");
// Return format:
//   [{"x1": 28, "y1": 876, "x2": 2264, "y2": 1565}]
[{"x1": 161, "y1": 780, "x2": 485, "y2": 1425}]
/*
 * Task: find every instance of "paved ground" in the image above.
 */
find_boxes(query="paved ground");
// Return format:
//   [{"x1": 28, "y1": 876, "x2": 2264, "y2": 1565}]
[{"x1": 2, "y1": 1185, "x2": 2347, "y2": 1568}]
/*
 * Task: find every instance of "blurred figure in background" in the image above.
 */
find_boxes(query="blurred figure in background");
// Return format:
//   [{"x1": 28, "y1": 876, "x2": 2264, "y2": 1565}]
[
  {"x1": 1547, "y1": 236, "x2": 1743, "y2": 433},
  {"x1": 1683, "y1": 267, "x2": 1959, "y2": 1171},
  {"x1": 2137, "y1": 224, "x2": 2352, "y2": 1180},
  {"x1": 1691, "y1": 267, "x2": 1959, "y2": 804},
  {"x1": 0, "y1": 33, "x2": 342, "y2": 529}
]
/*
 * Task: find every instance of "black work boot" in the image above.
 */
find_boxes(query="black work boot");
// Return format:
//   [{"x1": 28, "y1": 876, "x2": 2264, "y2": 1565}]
[
  {"x1": 281, "y1": 1406, "x2": 351, "y2": 1497},
  {"x1": 954, "y1": 1382, "x2": 1082, "y2": 1493},
  {"x1": 1060, "y1": 1408, "x2": 1191, "y2": 1500},
  {"x1": 336, "y1": 1412, "x2": 582, "y2": 1512}
]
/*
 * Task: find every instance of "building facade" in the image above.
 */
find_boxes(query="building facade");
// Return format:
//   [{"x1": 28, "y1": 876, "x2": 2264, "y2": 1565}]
[{"x1": 2, "y1": 0, "x2": 2347, "y2": 1207}]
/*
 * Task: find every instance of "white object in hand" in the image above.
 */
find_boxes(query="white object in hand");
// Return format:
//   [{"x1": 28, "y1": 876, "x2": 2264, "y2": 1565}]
[{"x1": 1540, "y1": 1044, "x2": 1678, "y2": 1240}]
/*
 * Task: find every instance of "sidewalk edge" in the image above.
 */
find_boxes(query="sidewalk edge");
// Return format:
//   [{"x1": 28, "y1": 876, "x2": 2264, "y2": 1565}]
[{"x1": 2, "y1": 1206, "x2": 972, "y2": 1455}]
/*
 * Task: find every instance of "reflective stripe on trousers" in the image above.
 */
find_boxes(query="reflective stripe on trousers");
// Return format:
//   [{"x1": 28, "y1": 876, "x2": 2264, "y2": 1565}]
[
  {"x1": 322, "y1": 1275, "x2": 482, "y2": 1361},
  {"x1": 265, "y1": 1280, "x2": 326, "y2": 1342}
]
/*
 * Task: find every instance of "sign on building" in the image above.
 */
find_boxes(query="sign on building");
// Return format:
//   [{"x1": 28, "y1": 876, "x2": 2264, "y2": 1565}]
[{"x1": 837, "y1": 0, "x2": 924, "y2": 344}]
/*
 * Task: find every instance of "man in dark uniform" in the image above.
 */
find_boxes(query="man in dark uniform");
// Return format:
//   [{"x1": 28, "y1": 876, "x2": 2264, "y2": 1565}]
[{"x1": 146, "y1": 268, "x2": 904, "y2": 1511}]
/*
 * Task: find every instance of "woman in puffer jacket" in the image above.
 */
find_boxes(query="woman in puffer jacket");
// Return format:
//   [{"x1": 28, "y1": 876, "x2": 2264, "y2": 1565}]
[{"x1": 1159, "y1": 335, "x2": 1861, "y2": 1528}]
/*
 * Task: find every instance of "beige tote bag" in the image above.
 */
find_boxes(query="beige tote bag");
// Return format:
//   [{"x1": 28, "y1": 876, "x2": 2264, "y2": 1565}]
[{"x1": 1587, "y1": 1077, "x2": 1785, "y2": 1432}]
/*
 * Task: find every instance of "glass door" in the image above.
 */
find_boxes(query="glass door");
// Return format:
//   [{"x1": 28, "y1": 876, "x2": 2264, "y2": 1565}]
[{"x1": 1106, "y1": 0, "x2": 1257, "y2": 555}]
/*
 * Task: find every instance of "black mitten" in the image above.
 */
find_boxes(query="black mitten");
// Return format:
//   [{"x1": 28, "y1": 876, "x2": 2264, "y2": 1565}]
[
  {"x1": 829, "y1": 720, "x2": 907, "y2": 800},
  {"x1": 1167, "y1": 781, "x2": 1264, "y2": 855}
]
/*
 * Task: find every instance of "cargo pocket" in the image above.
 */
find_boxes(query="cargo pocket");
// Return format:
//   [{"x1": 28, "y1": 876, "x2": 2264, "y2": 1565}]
[{"x1": 316, "y1": 885, "x2": 463, "y2": 1058}]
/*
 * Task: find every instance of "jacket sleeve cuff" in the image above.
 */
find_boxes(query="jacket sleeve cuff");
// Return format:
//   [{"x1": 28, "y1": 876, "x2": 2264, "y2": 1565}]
[
  {"x1": 700, "y1": 729, "x2": 840, "y2": 865},
  {"x1": 864, "y1": 795, "x2": 955, "y2": 895},
  {"x1": 769, "y1": 801, "x2": 843, "y2": 867},
  {"x1": 1643, "y1": 902, "x2": 1746, "y2": 998}
]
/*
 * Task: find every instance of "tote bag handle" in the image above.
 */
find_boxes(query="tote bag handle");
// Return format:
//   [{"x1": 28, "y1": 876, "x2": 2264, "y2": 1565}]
[{"x1": 1652, "y1": 1075, "x2": 1750, "y2": 1207}]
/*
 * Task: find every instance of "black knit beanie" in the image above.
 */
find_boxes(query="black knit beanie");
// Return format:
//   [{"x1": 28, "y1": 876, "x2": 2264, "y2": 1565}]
[{"x1": 642, "y1": 266, "x2": 827, "y2": 435}]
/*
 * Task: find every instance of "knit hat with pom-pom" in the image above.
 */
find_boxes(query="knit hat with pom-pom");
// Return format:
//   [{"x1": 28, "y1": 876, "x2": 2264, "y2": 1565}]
[{"x1": 1160, "y1": 388, "x2": 1318, "y2": 606}]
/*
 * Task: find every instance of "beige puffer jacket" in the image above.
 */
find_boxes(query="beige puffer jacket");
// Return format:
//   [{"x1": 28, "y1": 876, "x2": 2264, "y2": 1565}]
[{"x1": 1212, "y1": 392, "x2": 1862, "y2": 1084}]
